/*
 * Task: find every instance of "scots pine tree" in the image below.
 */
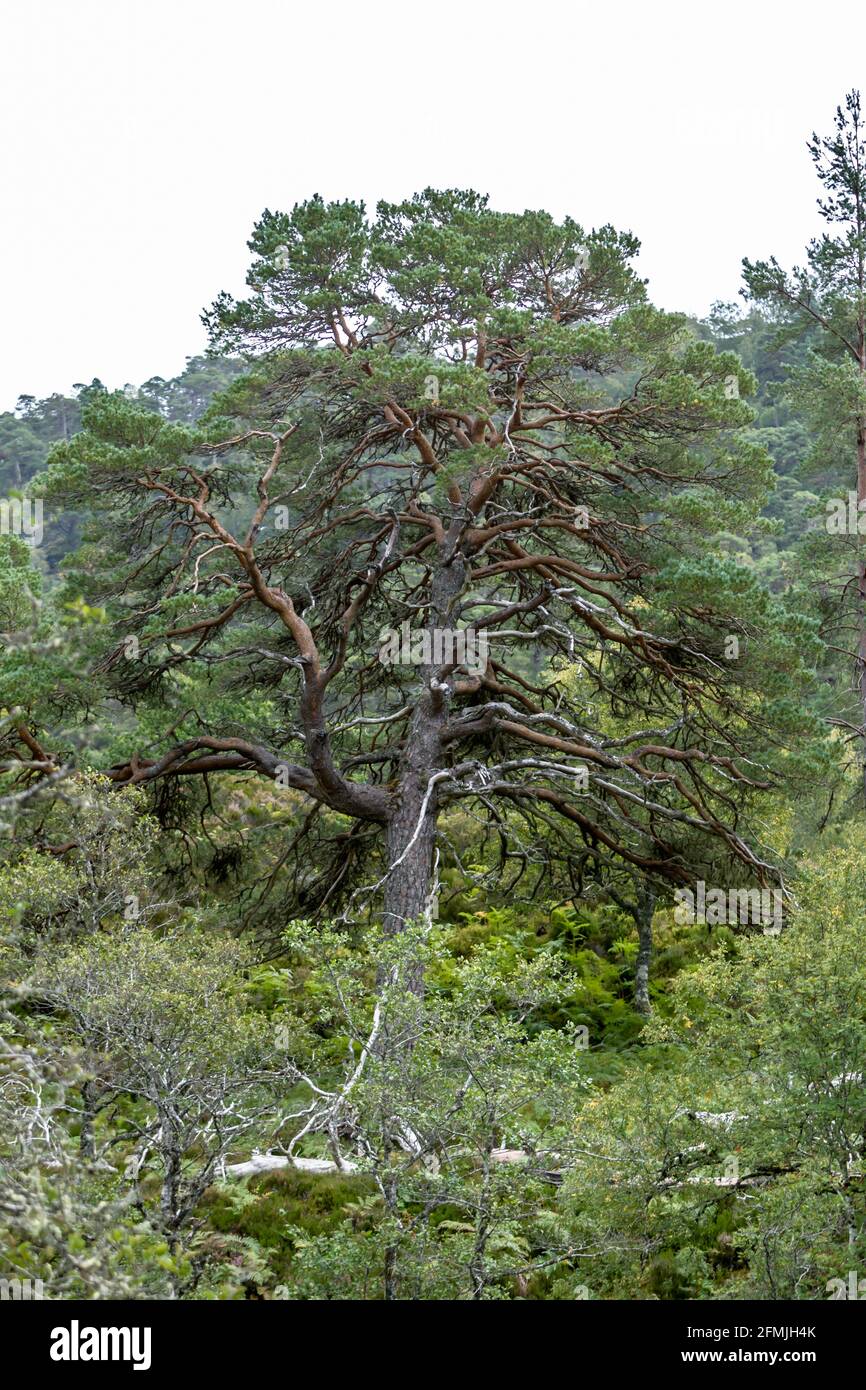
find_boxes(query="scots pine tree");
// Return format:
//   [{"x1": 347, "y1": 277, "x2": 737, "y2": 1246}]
[{"x1": 20, "y1": 191, "x2": 825, "y2": 971}]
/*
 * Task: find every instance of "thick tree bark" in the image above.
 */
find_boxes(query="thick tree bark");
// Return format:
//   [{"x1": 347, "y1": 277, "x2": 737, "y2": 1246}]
[
  {"x1": 382, "y1": 744, "x2": 438, "y2": 939},
  {"x1": 381, "y1": 548, "x2": 466, "y2": 988}
]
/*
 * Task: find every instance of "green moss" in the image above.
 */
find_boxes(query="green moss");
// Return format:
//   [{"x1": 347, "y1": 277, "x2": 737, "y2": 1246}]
[{"x1": 200, "y1": 1168, "x2": 374, "y2": 1282}]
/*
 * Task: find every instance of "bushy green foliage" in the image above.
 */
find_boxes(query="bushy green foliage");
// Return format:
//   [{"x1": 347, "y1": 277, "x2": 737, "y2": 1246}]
[{"x1": 563, "y1": 835, "x2": 866, "y2": 1300}]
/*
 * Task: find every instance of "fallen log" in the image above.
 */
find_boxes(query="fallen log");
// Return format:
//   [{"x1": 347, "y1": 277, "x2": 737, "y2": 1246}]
[
  {"x1": 224, "y1": 1152, "x2": 358, "y2": 1178},
  {"x1": 223, "y1": 1147, "x2": 559, "y2": 1180}
]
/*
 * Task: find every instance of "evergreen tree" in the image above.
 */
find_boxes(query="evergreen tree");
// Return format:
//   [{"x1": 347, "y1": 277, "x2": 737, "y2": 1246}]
[
  {"x1": 744, "y1": 91, "x2": 866, "y2": 805},
  {"x1": 28, "y1": 192, "x2": 826, "y2": 977}
]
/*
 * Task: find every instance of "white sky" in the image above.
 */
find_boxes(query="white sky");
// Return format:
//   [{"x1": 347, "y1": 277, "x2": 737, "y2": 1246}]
[{"x1": 1, "y1": 0, "x2": 863, "y2": 410}]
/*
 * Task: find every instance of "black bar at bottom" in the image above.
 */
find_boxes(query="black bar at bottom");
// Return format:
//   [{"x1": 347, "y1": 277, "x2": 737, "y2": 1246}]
[{"x1": 5, "y1": 1296, "x2": 861, "y2": 1376}]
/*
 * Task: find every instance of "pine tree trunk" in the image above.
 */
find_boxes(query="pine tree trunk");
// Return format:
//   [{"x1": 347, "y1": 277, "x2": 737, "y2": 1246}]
[
  {"x1": 383, "y1": 778, "x2": 437, "y2": 932},
  {"x1": 381, "y1": 549, "x2": 466, "y2": 990}
]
